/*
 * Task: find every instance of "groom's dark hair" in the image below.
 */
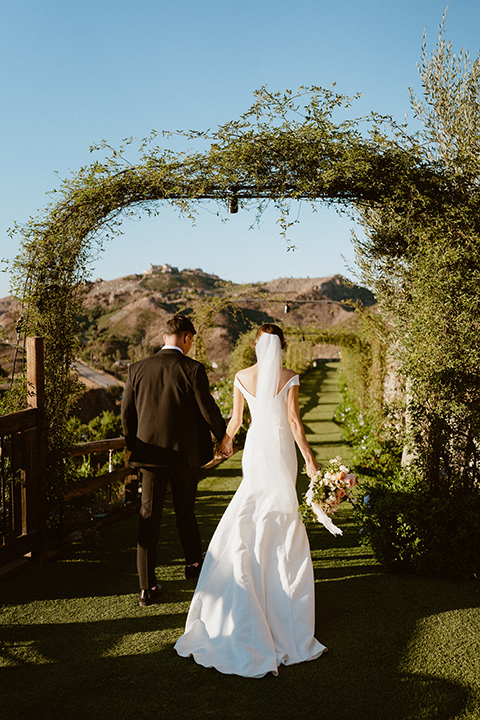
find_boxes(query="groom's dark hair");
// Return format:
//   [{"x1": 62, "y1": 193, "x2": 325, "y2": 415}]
[{"x1": 165, "y1": 315, "x2": 197, "y2": 336}]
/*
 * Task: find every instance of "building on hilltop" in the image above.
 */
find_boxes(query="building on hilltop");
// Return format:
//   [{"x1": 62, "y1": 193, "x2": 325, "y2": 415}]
[
  {"x1": 145, "y1": 263, "x2": 178, "y2": 275},
  {"x1": 183, "y1": 268, "x2": 220, "y2": 278},
  {"x1": 183, "y1": 268, "x2": 205, "y2": 276},
  {"x1": 144, "y1": 264, "x2": 220, "y2": 280}
]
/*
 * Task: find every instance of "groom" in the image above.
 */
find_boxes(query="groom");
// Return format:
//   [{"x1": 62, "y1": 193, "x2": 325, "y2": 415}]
[{"x1": 121, "y1": 314, "x2": 227, "y2": 606}]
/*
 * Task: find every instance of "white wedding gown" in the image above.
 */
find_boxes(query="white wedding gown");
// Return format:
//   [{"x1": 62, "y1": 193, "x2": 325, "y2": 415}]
[{"x1": 174, "y1": 345, "x2": 326, "y2": 678}]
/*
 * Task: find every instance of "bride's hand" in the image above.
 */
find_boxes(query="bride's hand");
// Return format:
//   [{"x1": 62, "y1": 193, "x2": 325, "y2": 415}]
[
  {"x1": 217, "y1": 435, "x2": 233, "y2": 458},
  {"x1": 305, "y1": 457, "x2": 320, "y2": 478}
]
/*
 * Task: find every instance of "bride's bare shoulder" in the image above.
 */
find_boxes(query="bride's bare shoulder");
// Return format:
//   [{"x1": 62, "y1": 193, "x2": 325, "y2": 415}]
[
  {"x1": 236, "y1": 365, "x2": 257, "y2": 386},
  {"x1": 282, "y1": 368, "x2": 298, "y2": 380},
  {"x1": 237, "y1": 364, "x2": 256, "y2": 379},
  {"x1": 235, "y1": 365, "x2": 257, "y2": 395}
]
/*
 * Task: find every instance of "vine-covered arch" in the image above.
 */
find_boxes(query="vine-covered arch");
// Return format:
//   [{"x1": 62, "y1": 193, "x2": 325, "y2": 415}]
[
  {"x1": 11, "y1": 86, "x2": 452, "y2": 395},
  {"x1": 8, "y1": 76, "x2": 480, "y2": 538}
]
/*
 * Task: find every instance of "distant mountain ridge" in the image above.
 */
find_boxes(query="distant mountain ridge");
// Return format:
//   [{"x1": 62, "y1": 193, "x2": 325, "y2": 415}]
[{"x1": 0, "y1": 267, "x2": 375, "y2": 381}]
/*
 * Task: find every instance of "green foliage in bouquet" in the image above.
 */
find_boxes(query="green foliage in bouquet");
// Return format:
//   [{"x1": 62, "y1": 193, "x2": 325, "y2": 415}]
[{"x1": 300, "y1": 456, "x2": 358, "y2": 535}]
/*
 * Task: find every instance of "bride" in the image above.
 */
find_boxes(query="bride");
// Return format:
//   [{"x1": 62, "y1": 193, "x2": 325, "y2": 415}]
[{"x1": 174, "y1": 324, "x2": 327, "y2": 677}]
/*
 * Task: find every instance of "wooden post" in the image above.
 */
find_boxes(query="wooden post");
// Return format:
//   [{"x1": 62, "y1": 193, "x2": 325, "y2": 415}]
[
  {"x1": 26, "y1": 337, "x2": 48, "y2": 559},
  {"x1": 26, "y1": 337, "x2": 45, "y2": 410}
]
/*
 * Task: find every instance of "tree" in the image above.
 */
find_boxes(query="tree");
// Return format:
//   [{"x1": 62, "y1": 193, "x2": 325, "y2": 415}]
[{"x1": 354, "y1": 14, "x2": 480, "y2": 495}]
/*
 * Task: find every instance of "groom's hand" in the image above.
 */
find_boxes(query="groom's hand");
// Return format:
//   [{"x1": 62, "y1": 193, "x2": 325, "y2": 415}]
[{"x1": 217, "y1": 435, "x2": 233, "y2": 458}]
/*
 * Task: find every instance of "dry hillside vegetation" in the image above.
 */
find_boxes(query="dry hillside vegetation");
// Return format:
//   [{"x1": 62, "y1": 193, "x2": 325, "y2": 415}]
[{"x1": 0, "y1": 268, "x2": 375, "y2": 381}]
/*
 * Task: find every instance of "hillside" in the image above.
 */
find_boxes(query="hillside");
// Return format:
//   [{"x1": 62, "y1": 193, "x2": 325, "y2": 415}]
[{"x1": 0, "y1": 266, "x2": 376, "y2": 384}]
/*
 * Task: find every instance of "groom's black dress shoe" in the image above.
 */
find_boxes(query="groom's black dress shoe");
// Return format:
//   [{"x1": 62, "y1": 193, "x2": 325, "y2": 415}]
[
  {"x1": 138, "y1": 585, "x2": 163, "y2": 607},
  {"x1": 184, "y1": 559, "x2": 203, "y2": 580}
]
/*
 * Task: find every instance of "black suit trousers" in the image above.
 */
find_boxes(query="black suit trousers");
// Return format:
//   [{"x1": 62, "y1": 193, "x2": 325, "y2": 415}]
[{"x1": 137, "y1": 466, "x2": 202, "y2": 590}]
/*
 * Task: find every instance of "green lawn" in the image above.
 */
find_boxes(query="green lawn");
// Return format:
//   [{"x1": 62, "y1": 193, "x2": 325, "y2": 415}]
[{"x1": 1, "y1": 364, "x2": 479, "y2": 720}]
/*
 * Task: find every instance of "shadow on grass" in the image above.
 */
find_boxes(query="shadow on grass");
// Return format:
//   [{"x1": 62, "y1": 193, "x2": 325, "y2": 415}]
[
  {"x1": 298, "y1": 365, "x2": 328, "y2": 416},
  {"x1": 202, "y1": 467, "x2": 241, "y2": 478},
  {"x1": 0, "y1": 653, "x2": 472, "y2": 720},
  {"x1": 310, "y1": 514, "x2": 479, "y2": 720},
  {"x1": 0, "y1": 570, "x2": 476, "y2": 720},
  {"x1": 2, "y1": 496, "x2": 478, "y2": 720},
  {"x1": 306, "y1": 437, "x2": 350, "y2": 447}
]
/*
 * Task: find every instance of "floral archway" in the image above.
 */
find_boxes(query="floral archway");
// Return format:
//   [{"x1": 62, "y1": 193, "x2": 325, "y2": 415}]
[{"x1": 8, "y1": 61, "x2": 480, "y2": 572}]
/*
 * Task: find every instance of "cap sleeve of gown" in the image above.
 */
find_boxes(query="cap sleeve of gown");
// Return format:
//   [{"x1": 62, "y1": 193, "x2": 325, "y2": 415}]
[{"x1": 283, "y1": 374, "x2": 300, "y2": 393}]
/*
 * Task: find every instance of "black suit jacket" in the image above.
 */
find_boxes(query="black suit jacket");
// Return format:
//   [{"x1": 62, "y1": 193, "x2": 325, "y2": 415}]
[{"x1": 121, "y1": 349, "x2": 226, "y2": 468}]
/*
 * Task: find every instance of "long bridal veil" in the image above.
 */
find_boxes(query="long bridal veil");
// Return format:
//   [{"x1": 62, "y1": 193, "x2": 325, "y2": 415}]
[
  {"x1": 253, "y1": 331, "x2": 282, "y2": 431},
  {"x1": 246, "y1": 332, "x2": 298, "y2": 514}
]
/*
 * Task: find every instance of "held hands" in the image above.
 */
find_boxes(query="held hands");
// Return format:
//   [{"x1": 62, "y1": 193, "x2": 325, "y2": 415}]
[{"x1": 216, "y1": 434, "x2": 234, "y2": 459}]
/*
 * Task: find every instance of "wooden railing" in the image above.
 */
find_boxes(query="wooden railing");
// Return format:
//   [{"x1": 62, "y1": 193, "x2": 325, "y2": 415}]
[
  {"x1": 66, "y1": 437, "x2": 138, "y2": 501},
  {"x1": 0, "y1": 337, "x2": 47, "y2": 566},
  {"x1": 0, "y1": 337, "x2": 137, "y2": 570}
]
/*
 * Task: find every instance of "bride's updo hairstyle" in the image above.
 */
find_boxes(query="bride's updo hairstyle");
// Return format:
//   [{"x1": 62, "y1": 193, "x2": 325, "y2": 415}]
[{"x1": 255, "y1": 324, "x2": 287, "y2": 350}]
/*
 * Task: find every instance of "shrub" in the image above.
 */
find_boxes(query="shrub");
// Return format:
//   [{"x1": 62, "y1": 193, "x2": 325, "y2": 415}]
[
  {"x1": 358, "y1": 473, "x2": 480, "y2": 577},
  {"x1": 334, "y1": 387, "x2": 403, "y2": 477}
]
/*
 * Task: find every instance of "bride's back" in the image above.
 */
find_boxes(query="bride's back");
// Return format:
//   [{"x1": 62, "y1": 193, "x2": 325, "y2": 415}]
[{"x1": 236, "y1": 364, "x2": 296, "y2": 398}]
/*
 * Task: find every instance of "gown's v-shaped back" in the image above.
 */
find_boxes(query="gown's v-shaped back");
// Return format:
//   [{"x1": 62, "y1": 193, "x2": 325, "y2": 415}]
[
  {"x1": 174, "y1": 372, "x2": 326, "y2": 677},
  {"x1": 234, "y1": 372, "x2": 296, "y2": 400}
]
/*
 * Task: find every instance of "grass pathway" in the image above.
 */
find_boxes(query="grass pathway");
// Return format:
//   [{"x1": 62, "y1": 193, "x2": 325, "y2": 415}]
[{"x1": 1, "y1": 364, "x2": 479, "y2": 719}]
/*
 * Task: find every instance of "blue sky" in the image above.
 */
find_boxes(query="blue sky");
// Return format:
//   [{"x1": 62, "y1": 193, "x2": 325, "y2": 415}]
[{"x1": 1, "y1": 0, "x2": 479, "y2": 298}]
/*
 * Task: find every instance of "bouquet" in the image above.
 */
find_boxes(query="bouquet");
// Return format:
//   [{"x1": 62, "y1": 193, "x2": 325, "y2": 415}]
[{"x1": 303, "y1": 456, "x2": 357, "y2": 536}]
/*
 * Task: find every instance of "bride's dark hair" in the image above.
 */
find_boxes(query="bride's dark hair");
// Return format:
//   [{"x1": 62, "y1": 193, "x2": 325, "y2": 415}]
[{"x1": 255, "y1": 323, "x2": 287, "y2": 350}]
